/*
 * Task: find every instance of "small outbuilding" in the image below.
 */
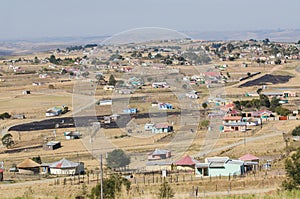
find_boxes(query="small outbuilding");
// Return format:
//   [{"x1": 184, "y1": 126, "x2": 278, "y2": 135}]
[
  {"x1": 64, "y1": 131, "x2": 81, "y2": 140},
  {"x1": 148, "y1": 149, "x2": 171, "y2": 161},
  {"x1": 239, "y1": 154, "x2": 259, "y2": 172},
  {"x1": 43, "y1": 141, "x2": 61, "y2": 150}
]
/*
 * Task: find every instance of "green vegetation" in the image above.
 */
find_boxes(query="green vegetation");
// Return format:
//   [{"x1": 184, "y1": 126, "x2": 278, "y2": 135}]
[
  {"x1": 108, "y1": 74, "x2": 117, "y2": 86},
  {"x1": 158, "y1": 178, "x2": 175, "y2": 199},
  {"x1": 1, "y1": 133, "x2": 14, "y2": 148},
  {"x1": 282, "y1": 147, "x2": 300, "y2": 190},
  {"x1": 233, "y1": 95, "x2": 291, "y2": 116},
  {"x1": 0, "y1": 112, "x2": 11, "y2": 119},
  {"x1": 106, "y1": 149, "x2": 130, "y2": 169},
  {"x1": 89, "y1": 174, "x2": 131, "y2": 199},
  {"x1": 292, "y1": 126, "x2": 300, "y2": 136},
  {"x1": 32, "y1": 156, "x2": 42, "y2": 164}
]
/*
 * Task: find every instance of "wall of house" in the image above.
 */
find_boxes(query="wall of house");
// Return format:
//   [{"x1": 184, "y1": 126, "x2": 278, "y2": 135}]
[
  {"x1": 145, "y1": 165, "x2": 171, "y2": 171},
  {"x1": 18, "y1": 168, "x2": 40, "y2": 175},
  {"x1": 50, "y1": 168, "x2": 76, "y2": 175},
  {"x1": 208, "y1": 164, "x2": 243, "y2": 176}
]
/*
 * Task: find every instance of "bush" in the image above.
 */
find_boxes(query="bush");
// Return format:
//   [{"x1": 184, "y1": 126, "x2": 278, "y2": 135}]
[
  {"x1": 0, "y1": 112, "x2": 11, "y2": 119},
  {"x1": 106, "y1": 149, "x2": 130, "y2": 169},
  {"x1": 292, "y1": 126, "x2": 300, "y2": 136}
]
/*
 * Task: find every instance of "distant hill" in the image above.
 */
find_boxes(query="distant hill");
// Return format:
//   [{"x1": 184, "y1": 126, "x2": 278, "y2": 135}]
[
  {"x1": 1, "y1": 29, "x2": 300, "y2": 56},
  {"x1": 183, "y1": 29, "x2": 300, "y2": 42}
]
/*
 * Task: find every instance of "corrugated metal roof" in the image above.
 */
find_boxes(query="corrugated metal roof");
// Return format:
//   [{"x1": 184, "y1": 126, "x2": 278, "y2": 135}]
[
  {"x1": 48, "y1": 158, "x2": 79, "y2": 169},
  {"x1": 206, "y1": 157, "x2": 229, "y2": 163},
  {"x1": 150, "y1": 149, "x2": 170, "y2": 156}
]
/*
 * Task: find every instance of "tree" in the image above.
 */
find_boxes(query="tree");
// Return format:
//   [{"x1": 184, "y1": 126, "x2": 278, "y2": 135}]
[
  {"x1": 275, "y1": 106, "x2": 291, "y2": 116},
  {"x1": 0, "y1": 112, "x2": 11, "y2": 119},
  {"x1": 247, "y1": 72, "x2": 251, "y2": 77},
  {"x1": 158, "y1": 178, "x2": 175, "y2": 199},
  {"x1": 263, "y1": 38, "x2": 270, "y2": 45},
  {"x1": 49, "y1": 55, "x2": 57, "y2": 64},
  {"x1": 202, "y1": 102, "x2": 208, "y2": 109},
  {"x1": 292, "y1": 126, "x2": 300, "y2": 136},
  {"x1": 106, "y1": 149, "x2": 130, "y2": 169},
  {"x1": 227, "y1": 43, "x2": 234, "y2": 53},
  {"x1": 298, "y1": 40, "x2": 300, "y2": 45},
  {"x1": 282, "y1": 147, "x2": 300, "y2": 190},
  {"x1": 1, "y1": 133, "x2": 14, "y2": 148},
  {"x1": 81, "y1": 71, "x2": 89, "y2": 78},
  {"x1": 89, "y1": 174, "x2": 130, "y2": 199},
  {"x1": 233, "y1": 101, "x2": 241, "y2": 110},
  {"x1": 147, "y1": 77, "x2": 153, "y2": 82},
  {"x1": 200, "y1": 120, "x2": 210, "y2": 129},
  {"x1": 259, "y1": 94, "x2": 270, "y2": 108},
  {"x1": 270, "y1": 97, "x2": 280, "y2": 112},
  {"x1": 108, "y1": 75, "x2": 117, "y2": 86},
  {"x1": 274, "y1": 58, "x2": 282, "y2": 65},
  {"x1": 32, "y1": 156, "x2": 42, "y2": 164},
  {"x1": 256, "y1": 88, "x2": 263, "y2": 95},
  {"x1": 34, "y1": 56, "x2": 39, "y2": 64}
]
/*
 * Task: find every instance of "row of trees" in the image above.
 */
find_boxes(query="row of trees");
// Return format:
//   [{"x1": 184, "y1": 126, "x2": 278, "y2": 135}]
[{"x1": 233, "y1": 94, "x2": 291, "y2": 116}]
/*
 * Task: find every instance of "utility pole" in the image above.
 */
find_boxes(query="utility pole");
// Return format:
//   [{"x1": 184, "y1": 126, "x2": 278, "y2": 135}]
[{"x1": 100, "y1": 154, "x2": 103, "y2": 199}]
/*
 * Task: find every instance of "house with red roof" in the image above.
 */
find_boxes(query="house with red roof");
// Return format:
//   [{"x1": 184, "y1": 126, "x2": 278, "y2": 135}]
[
  {"x1": 223, "y1": 116, "x2": 242, "y2": 124},
  {"x1": 175, "y1": 155, "x2": 199, "y2": 172},
  {"x1": 239, "y1": 154, "x2": 259, "y2": 172}
]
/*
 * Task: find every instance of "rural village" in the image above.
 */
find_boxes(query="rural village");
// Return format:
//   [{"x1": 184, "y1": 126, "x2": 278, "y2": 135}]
[{"x1": 1, "y1": 37, "x2": 300, "y2": 199}]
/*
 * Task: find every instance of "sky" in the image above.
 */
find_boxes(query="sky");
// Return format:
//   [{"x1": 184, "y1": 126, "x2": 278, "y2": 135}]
[{"x1": 1, "y1": 0, "x2": 300, "y2": 41}]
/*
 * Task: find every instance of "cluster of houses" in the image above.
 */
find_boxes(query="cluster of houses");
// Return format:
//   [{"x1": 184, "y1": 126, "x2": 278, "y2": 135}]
[
  {"x1": 246, "y1": 90, "x2": 297, "y2": 98},
  {"x1": 146, "y1": 150, "x2": 260, "y2": 177},
  {"x1": 14, "y1": 158, "x2": 84, "y2": 175}
]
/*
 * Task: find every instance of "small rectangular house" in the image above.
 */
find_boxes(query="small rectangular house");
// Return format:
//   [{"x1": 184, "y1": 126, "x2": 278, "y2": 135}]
[
  {"x1": 152, "y1": 82, "x2": 169, "y2": 88},
  {"x1": 223, "y1": 122, "x2": 247, "y2": 132},
  {"x1": 43, "y1": 141, "x2": 61, "y2": 150},
  {"x1": 103, "y1": 85, "x2": 115, "y2": 91},
  {"x1": 123, "y1": 108, "x2": 138, "y2": 114},
  {"x1": 186, "y1": 91, "x2": 198, "y2": 99},
  {"x1": 195, "y1": 157, "x2": 245, "y2": 177},
  {"x1": 99, "y1": 100, "x2": 112, "y2": 106},
  {"x1": 151, "y1": 123, "x2": 173, "y2": 133},
  {"x1": 64, "y1": 131, "x2": 81, "y2": 140},
  {"x1": 148, "y1": 149, "x2": 171, "y2": 161},
  {"x1": 145, "y1": 123, "x2": 155, "y2": 131},
  {"x1": 158, "y1": 103, "x2": 173, "y2": 110},
  {"x1": 22, "y1": 90, "x2": 31, "y2": 95},
  {"x1": 46, "y1": 107, "x2": 62, "y2": 117},
  {"x1": 252, "y1": 110, "x2": 273, "y2": 119}
]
